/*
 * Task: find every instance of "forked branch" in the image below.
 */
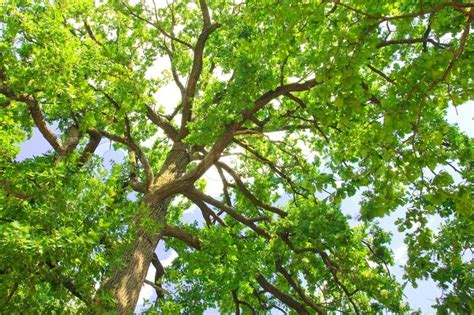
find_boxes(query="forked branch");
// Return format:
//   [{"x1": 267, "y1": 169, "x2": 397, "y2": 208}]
[{"x1": 186, "y1": 188, "x2": 271, "y2": 239}]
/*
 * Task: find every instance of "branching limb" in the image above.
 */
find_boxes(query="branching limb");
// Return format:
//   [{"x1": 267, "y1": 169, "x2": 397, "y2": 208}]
[
  {"x1": 144, "y1": 279, "x2": 170, "y2": 296},
  {"x1": 128, "y1": 151, "x2": 148, "y2": 193},
  {"x1": 151, "y1": 79, "x2": 319, "y2": 200},
  {"x1": 256, "y1": 274, "x2": 309, "y2": 315},
  {"x1": 280, "y1": 233, "x2": 360, "y2": 315},
  {"x1": 149, "y1": 253, "x2": 167, "y2": 298},
  {"x1": 233, "y1": 139, "x2": 303, "y2": 198},
  {"x1": 159, "y1": 42, "x2": 186, "y2": 96},
  {"x1": 275, "y1": 262, "x2": 325, "y2": 315},
  {"x1": 362, "y1": 240, "x2": 392, "y2": 277},
  {"x1": 243, "y1": 78, "x2": 319, "y2": 120},
  {"x1": 186, "y1": 188, "x2": 271, "y2": 239},
  {"x1": 231, "y1": 289, "x2": 258, "y2": 315},
  {"x1": 215, "y1": 164, "x2": 233, "y2": 207},
  {"x1": 83, "y1": 19, "x2": 103, "y2": 46},
  {"x1": 367, "y1": 64, "x2": 397, "y2": 85},
  {"x1": 377, "y1": 37, "x2": 449, "y2": 49},
  {"x1": 169, "y1": 124, "x2": 237, "y2": 190},
  {"x1": 120, "y1": 0, "x2": 193, "y2": 49},
  {"x1": 1, "y1": 80, "x2": 92, "y2": 160},
  {"x1": 178, "y1": 18, "x2": 220, "y2": 139},
  {"x1": 95, "y1": 129, "x2": 154, "y2": 191},
  {"x1": 198, "y1": 0, "x2": 212, "y2": 27},
  {"x1": 216, "y1": 161, "x2": 288, "y2": 217},
  {"x1": 78, "y1": 130, "x2": 102, "y2": 166},
  {"x1": 63, "y1": 125, "x2": 80, "y2": 155},
  {"x1": 324, "y1": 0, "x2": 470, "y2": 22},
  {"x1": 124, "y1": 122, "x2": 154, "y2": 190},
  {"x1": 422, "y1": 16, "x2": 433, "y2": 52},
  {"x1": 27, "y1": 99, "x2": 65, "y2": 154},
  {"x1": 232, "y1": 289, "x2": 242, "y2": 315},
  {"x1": 194, "y1": 198, "x2": 213, "y2": 227},
  {"x1": 283, "y1": 93, "x2": 330, "y2": 143},
  {"x1": 0, "y1": 85, "x2": 64, "y2": 154},
  {"x1": 45, "y1": 260, "x2": 89, "y2": 304},
  {"x1": 436, "y1": 15, "x2": 472, "y2": 85},
  {"x1": 190, "y1": 196, "x2": 228, "y2": 227},
  {"x1": 94, "y1": 90, "x2": 155, "y2": 188}
]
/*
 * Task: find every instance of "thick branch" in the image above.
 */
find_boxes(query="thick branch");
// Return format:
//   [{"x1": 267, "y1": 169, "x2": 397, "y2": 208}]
[
  {"x1": 0, "y1": 83, "x2": 93, "y2": 158},
  {"x1": 231, "y1": 289, "x2": 258, "y2": 315},
  {"x1": 145, "y1": 105, "x2": 179, "y2": 141},
  {"x1": 243, "y1": 78, "x2": 319, "y2": 120},
  {"x1": 179, "y1": 22, "x2": 220, "y2": 139},
  {"x1": 28, "y1": 101, "x2": 65, "y2": 154},
  {"x1": 158, "y1": 124, "x2": 237, "y2": 197},
  {"x1": 231, "y1": 289, "x2": 242, "y2": 315},
  {"x1": 78, "y1": 130, "x2": 102, "y2": 166},
  {"x1": 162, "y1": 225, "x2": 201, "y2": 250},
  {"x1": 143, "y1": 252, "x2": 169, "y2": 298},
  {"x1": 256, "y1": 274, "x2": 309, "y2": 315},
  {"x1": 198, "y1": 0, "x2": 212, "y2": 26},
  {"x1": 0, "y1": 86, "x2": 65, "y2": 154},
  {"x1": 63, "y1": 125, "x2": 80, "y2": 155}
]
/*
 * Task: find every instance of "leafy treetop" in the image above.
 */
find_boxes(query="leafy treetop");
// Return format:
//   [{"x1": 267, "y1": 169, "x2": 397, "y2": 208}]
[{"x1": 0, "y1": 0, "x2": 472, "y2": 314}]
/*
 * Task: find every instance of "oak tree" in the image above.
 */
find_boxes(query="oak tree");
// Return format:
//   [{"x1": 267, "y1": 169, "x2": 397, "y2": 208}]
[{"x1": 1, "y1": 0, "x2": 473, "y2": 313}]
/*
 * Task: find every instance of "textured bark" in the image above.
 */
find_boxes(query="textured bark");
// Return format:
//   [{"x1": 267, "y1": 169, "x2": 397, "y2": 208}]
[
  {"x1": 98, "y1": 199, "x2": 165, "y2": 313},
  {"x1": 97, "y1": 143, "x2": 191, "y2": 314}
]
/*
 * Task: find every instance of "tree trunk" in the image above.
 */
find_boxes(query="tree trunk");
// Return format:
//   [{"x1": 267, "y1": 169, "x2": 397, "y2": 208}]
[
  {"x1": 96, "y1": 144, "x2": 190, "y2": 313},
  {"x1": 99, "y1": 207, "x2": 165, "y2": 313}
]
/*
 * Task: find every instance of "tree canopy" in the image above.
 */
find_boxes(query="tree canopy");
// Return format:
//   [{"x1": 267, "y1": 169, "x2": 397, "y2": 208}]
[{"x1": 0, "y1": 0, "x2": 473, "y2": 314}]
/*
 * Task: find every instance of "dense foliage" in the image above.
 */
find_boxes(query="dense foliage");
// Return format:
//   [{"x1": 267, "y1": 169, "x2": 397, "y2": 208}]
[{"x1": 1, "y1": 0, "x2": 473, "y2": 313}]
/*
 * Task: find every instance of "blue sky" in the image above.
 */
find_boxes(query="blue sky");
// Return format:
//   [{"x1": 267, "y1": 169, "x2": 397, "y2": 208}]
[{"x1": 16, "y1": 102, "x2": 473, "y2": 314}]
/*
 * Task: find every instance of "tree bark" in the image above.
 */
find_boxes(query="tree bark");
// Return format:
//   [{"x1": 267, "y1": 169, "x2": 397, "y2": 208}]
[{"x1": 96, "y1": 143, "x2": 191, "y2": 314}]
